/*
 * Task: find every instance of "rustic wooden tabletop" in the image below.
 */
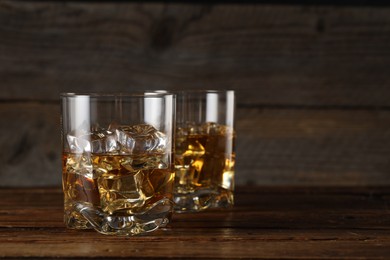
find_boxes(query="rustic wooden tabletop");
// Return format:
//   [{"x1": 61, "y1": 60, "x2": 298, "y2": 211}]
[{"x1": 0, "y1": 186, "x2": 390, "y2": 259}]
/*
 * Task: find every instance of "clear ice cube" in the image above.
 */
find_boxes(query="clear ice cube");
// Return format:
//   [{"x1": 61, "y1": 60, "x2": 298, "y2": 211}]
[
  {"x1": 201, "y1": 122, "x2": 220, "y2": 135},
  {"x1": 66, "y1": 133, "x2": 91, "y2": 153},
  {"x1": 115, "y1": 124, "x2": 167, "y2": 154},
  {"x1": 64, "y1": 153, "x2": 93, "y2": 179},
  {"x1": 98, "y1": 170, "x2": 155, "y2": 214},
  {"x1": 90, "y1": 130, "x2": 119, "y2": 154},
  {"x1": 66, "y1": 129, "x2": 119, "y2": 154}
]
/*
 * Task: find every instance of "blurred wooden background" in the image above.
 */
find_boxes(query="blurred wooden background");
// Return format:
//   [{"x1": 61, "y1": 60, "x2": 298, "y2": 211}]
[{"x1": 0, "y1": 1, "x2": 390, "y2": 186}]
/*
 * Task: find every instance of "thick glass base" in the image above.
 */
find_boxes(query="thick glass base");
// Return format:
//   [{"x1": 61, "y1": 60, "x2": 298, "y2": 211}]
[
  {"x1": 173, "y1": 187, "x2": 234, "y2": 213},
  {"x1": 64, "y1": 199, "x2": 173, "y2": 236}
]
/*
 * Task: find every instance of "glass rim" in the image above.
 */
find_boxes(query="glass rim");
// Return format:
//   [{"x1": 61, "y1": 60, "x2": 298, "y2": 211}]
[
  {"x1": 171, "y1": 89, "x2": 236, "y2": 99},
  {"x1": 60, "y1": 92, "x2": 175, "y2": 98},
  {"x1": 171, "y1": 89, "x2": 234, "y2": 95}
]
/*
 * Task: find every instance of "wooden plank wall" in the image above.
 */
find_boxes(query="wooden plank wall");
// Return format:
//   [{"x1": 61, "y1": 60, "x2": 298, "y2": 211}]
[{"x1": 0, "y1": 1, "x2": 390, "y2": 186}]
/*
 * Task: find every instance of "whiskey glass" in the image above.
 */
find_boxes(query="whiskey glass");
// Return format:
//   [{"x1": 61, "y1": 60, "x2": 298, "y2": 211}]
[
  {"x1": 174, "y1": 90, "x2": 235, "y2": 212},
  {"x1": 61, "y1": 92, "x2": 175, "y2": 235}
]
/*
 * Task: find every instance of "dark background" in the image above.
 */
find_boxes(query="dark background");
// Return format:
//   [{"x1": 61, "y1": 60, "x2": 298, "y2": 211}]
[{"x1": 1, "y1": 1, "x2": 390, "y2": 186}]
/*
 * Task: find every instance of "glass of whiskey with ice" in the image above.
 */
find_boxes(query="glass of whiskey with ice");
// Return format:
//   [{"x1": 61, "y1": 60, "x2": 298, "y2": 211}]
[
  {"x1": 174, "y1": 90, "x2": 235, "y2": 212},
  {"x1": 61, "y1": 93, "x2": 175, "y2": 235}
]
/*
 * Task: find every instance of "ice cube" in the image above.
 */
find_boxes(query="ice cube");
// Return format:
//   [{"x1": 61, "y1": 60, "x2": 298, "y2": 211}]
[
  {"x1": 201, "y1": 122, "x2": 221, "y2": 135},
  {"x1": 64, "y1": 153, "x2": 93, "y2": 179},
  {"x1": 129, "y1": 154, "x2": 167, "y2": 171},
  {"x1": 188, "y1": 123, "x2": 202, "y2": 135},
  {"x1": 90, "y1": 129, "x2": 119, "y2": 154},
  {"x1": 115, "y1": 124, "x2": 167, "y2": 154},
  {"x1": 66, "y1": 129, "x2": 119, "y2": 154},
  {"x1": 98, "y1": 170, "x2": 154, "y2": 214},
  {"x1": 182, "y1": 138, "x2": 205, "y2": 158},
  {"x1": 66, "y1": 133, "x2": 91, "y2": 153},
  {"x1": 201, "y1": 122, "x2": 234, "y2": 136}
]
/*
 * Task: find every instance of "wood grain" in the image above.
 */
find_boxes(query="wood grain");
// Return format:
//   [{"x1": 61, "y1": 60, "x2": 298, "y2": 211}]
[
  {"x1": 0, "y1": 2, "x2": 390, "y2": 106},
  {"x1": 0, "y1": 187, "x2": 389, "y2": 259},
  {"x1": 1, "y1": 2, "x2": 390, "y2": 186},
  {"x1": 1, "y1": 103, "x2": 390, "y2": 186},
  {"x1": 237, "y1": 107, "x2": 390, "y2": 186}
]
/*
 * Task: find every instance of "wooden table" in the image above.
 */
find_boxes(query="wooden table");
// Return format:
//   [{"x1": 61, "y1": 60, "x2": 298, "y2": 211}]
[{"x1": 1, "y1": 186, "x2": 389, "y2": 259}]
